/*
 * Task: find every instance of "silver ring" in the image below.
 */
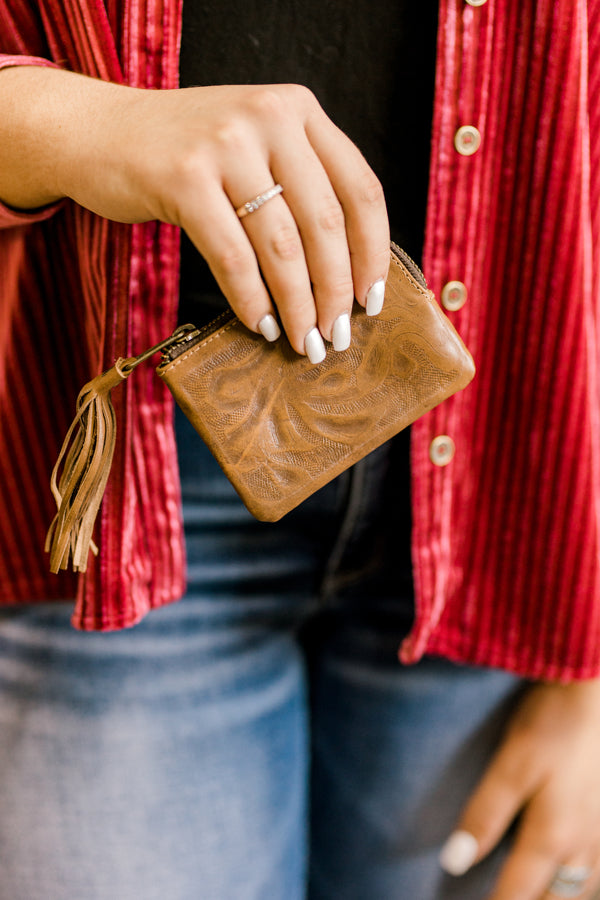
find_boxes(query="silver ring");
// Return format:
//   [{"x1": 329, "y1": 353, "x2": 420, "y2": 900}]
[
  {"x1": 548, "y1": 865, "x2": 593, "y2": 897},
  {"x1": 235, "y1": 184, "x2": 283, "y2": 218}
]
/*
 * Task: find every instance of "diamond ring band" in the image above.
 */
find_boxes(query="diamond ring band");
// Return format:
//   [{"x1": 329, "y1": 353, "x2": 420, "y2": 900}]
[{"x1": 235, "y1": 184, "x2": 284, "y2": 218}]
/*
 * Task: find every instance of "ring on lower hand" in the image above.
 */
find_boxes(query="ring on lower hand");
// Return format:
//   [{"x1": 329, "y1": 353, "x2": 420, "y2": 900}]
[{"x1": 548, "y1": 864, "x2": 593, "y2": 898}]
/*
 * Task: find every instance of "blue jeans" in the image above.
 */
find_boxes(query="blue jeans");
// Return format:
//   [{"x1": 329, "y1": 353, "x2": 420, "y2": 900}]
[{"x1": 0, "y1": 411, "x2": 525, "y2": 899}]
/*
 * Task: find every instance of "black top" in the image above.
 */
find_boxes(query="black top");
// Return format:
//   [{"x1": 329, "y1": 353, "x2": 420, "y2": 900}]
[{"x1": 177, "y1": 2, "x2": 438, "y2": 592}]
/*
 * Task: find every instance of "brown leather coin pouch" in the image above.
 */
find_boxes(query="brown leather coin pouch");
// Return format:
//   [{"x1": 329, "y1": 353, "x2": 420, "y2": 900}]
[
  {"x1": 46, "y1": 244, "x2": 475, "y2": 573},
  {"x1": 158, "y1": 244, "x2": 475, "y2": 521}
]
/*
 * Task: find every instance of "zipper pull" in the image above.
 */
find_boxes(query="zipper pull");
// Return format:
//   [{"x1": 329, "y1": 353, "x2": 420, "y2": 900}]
[{"x1": 121, "y1": 323, "x2": 197, "y2": 374}]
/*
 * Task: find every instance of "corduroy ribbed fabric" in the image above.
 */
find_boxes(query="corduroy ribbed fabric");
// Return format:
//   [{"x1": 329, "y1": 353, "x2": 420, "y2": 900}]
[
  {"x1": 0, "y1": 1, "x2": 598, "y2": 680},
  {"x1": 0, "y1": 0, "x2": 186, "y2": 629},
  {"x1": 406, "y1": 0, "x2": 600, "y2": 680}
]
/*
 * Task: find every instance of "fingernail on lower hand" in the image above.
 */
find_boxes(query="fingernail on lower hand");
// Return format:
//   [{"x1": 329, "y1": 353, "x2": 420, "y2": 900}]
[
  {"x1": 439, "y1": 830, "x2": 479, "y2": 876},
  {"x1": 258, "y1": 314, "x2": 281, "y2": 342},
  {"x1": 366, "y1": 278, "x2": 385, "y2": 316},
  {"x1": 304, "y1": 327, "x2": 326, "y2": 364},
  {"x1": 332, "y1": 313, "x2": 351, "y2": 351}
]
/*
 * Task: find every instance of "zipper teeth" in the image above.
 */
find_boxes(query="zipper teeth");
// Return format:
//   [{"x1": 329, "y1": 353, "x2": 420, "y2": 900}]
[
  {"x1": 162, "y1": 245, "x2": 427, "y2": 364},
  {"x1": 391, "y1": 242, "x2": 428, "y2": 289},
  {"x1": 161, "y1": 309, "x2": 236, "y2": 363}
]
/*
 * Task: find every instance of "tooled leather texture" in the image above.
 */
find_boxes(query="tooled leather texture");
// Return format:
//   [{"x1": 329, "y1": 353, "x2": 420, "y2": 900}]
[{"x1": 159, "y1": 252, "x2": 475, "y2": 521}]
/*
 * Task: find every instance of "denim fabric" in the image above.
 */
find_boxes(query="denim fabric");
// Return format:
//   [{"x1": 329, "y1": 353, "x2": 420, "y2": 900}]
[{"x1": 0, "y1": 410, "x2": 525, "y2": 899}]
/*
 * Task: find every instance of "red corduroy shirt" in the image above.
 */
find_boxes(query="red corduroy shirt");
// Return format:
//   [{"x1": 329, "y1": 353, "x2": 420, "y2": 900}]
[{"x1": 0, "y1": 0, "x2": 599, "y2": 681}]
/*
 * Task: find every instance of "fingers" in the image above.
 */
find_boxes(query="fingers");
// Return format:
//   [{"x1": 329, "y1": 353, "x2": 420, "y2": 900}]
[
  {"x1": 178, "y1": 179, "x2": 278, "y2": 331},
  {"x1": 441, "y1": 816, "x2": 599, "y2": 900},
  {"x1": 438, "y1": 732, "x2": 548, "y2": 896},
  {"x1": 485, "y1": 828, "x2": 579, "y2": 900},
  {"x1": 440, "y1": 731, "x2": 537, "y2": 876},
  {"x1": 13, "y1": 76, "x2": 388, "y2": 359},
  {"x1": 223, "y1": 151, "x2": 337, "y2": 357},
  {"x1": 439, "y1": 735, "x2": 600, "y2": 900},
  {"x1": 488, "y1": 839, "x2": 598, "y2": 900},
  {"x1": 182, "y1": 169, "x2": 329, "y2": 361},
  {"x1": 304, "y1": 101, "x2": 390, "y2": 308},
  {"x1": 254, "y1": 83, "x2": 390, "y2": 324},
  {"x1": 182, "y1": 161, "x2": 376, "y2": 360},
  {"x1": 166, "y1": 84, "x2": 390, "y2": 360},
  {"x1": 438, "y1": 681, "x2": 600, "y2": 900},
  {"x1": 268, "y1": 129, "x2": 356, "y2": 344}
]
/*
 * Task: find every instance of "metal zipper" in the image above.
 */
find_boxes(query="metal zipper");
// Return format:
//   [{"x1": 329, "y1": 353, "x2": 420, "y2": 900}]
[
  {"x1": 390, "y1": 242, "x2": 428, "y2": 289},
  {"x1": 159, "y1": 310, "x2": 235, "y2": 365}
]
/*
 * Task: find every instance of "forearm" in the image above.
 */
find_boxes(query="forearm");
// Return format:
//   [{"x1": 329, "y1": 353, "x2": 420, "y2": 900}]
[{"x1": 0, "y1": 65, "x2": 132, "y2": 210}]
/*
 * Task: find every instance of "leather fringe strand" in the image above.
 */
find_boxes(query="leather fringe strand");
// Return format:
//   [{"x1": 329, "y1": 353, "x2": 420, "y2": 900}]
[{"x1": 45, "y1": 359, "x2": 133, "y2": 573}]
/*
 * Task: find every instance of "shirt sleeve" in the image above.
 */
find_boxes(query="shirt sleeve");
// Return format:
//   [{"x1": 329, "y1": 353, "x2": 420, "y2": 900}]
[{"x1": 0, "y1": 54, "x2": 66, "y2": 229}]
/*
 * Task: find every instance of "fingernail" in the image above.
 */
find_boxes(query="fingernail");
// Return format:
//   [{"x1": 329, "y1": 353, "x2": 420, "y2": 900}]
[
  {"x1": 258, "y1": 314, "x2": 281, "y2": 342},
  {"x1": 304, "y1": 327, "x2": 326, "y2": 364},
  {"x1": 332, "y1": 313, "x2": 351, "y2": 351},
  {"x1": 366, "y1": 278, "x2": 385, "y2": 316},
  {"x1": 439, "y1": 830, "x2": 479, "y2": 876}
]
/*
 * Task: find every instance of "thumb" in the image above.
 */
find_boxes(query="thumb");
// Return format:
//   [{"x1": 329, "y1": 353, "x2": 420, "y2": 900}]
[{"x1": 439, "y1": 739, "x2": 535, "y2": 876}]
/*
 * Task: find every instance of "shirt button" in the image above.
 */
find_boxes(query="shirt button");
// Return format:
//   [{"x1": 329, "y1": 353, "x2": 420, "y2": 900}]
[
  {"x1": 465, "y1": 0, "x2": 487, "y2": 5},
  {"x1": 441, "y1": 281, "x2": 467, "y2": 311},
  {"x1": 430, "y1": 435, "x2": 456, "y2": 467},
  {"x1": 454, "y1": 125, "x2": 481, "y2": 156}
]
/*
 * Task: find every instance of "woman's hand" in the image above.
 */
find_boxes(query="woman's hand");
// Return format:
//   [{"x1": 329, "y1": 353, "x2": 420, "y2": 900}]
[
  {"x1": 440, "y1": 679, "x2": 600, "y2": 899},
  {"x1": 0, "y1": 67, "x2": 390, "y2": 359}
]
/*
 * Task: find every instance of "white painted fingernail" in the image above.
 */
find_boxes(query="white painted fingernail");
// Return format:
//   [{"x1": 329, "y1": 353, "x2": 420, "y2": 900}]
[
  {"x1": 257, "y1": 314, "x2": 281, "y2": 342},
  {"x1": 439, "y1": 830, "x2": 479, "y2": 876},
  {"x1": 366, "y1": 278, "x2": 385, "y2": 316},
  {"x1": 332, "y1": 313, "x2": 351, "y2": 351},
  {"x1": 304, "y1": 327, "x2": 326, "y2": 364}
]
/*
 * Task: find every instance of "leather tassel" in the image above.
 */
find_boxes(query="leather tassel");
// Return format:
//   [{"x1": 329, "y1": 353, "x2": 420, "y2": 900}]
[
  {"x1": 45, "y1": 359, "x2": 133, "y2": 573},
  {"x1": 45, "y1": 326, "x2": 195, "y2": 575}
]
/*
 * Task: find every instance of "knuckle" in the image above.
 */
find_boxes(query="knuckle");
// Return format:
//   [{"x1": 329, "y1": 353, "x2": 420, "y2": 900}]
[
  {"x1": 212, "y1": 117, "x2": 250, "y2": 153},
  {"x1": 232, "y1": 288, "x2": 269, "y2": 325},
  {"x1": 286, "y1": 83, "x2": 318, "y2": 108},
  {"x1": 369, "y1": 247, "x2": 391, "y2": 280},
  {"x1": 165, "y1": 154, "x2": 213, "y2": 223},
  {"x1": 357, "y1": 169, "x2": 385, "y2": 208},
  {"x1": 317, "y1": 198, "x2": 346, "y2": 235},
  {"x1": 269, "y1": 225, "x2": 303, "y2": 262},
  {"x1": 244, "y1": 86, "x2": 288, "y2": 122},
  {"x1": 215, "y1": 244, "x2": 254, "y2": 280},
  {"x1": 169, "y1": 148, "x2": 206, "y2": 192},
  {"x1": 492, "y1": 740, "x2": 532, "y2": 789},
  {"x1": 538, "y1": 830, "x2": 571, "y2": 860},
  {"x1": 526, "y1": 818, "x2": 572, "y2": 859},
  {"x1": 273, "y1": 83, "x2": 323, "y2": 123},
  {"x1": 317, "y1": 275, "x2": 354, "y2": 305}
]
